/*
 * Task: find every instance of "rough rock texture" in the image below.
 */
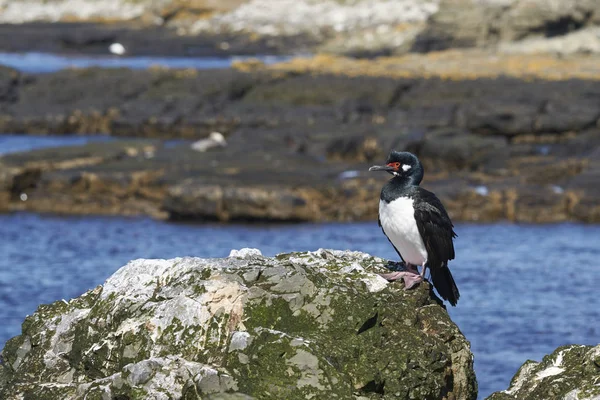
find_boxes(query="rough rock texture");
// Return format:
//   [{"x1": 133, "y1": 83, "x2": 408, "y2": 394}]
[
  {"x1": 413, "y1": 0, "x2": 600, "y2": 55},
  {"x1": 186, "y1": 0, "x2": 439, "y2": 56},
  {"x1": 1, "y1": 59, "x2": 600, "y2": 223},
  {"x1": 5, "y1": 0, "x2": 600, "y2": 57},
  {"x1": 0, "y1": 0, "x2": 436, "y2": 57},
  {"x1": 499, "y1": 27, "x2": 600, "y2": 55},
  {"x1": 486, "y1": 344, "x2": 600, "y2": 400},
  {"x1": 0, "y1": 0, "x2": 245, "y2": 24},
  {"x1": 0, "y1": 249, "x2": 477, "y2": 399}
]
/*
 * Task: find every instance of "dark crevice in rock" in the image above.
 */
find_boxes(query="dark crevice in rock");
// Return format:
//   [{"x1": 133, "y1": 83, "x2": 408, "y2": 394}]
[
  {"x1": 255, "y1": 269, "x2": 263, "y2": 282},
  {"x1": 536, "y1": 12, "x2": 593, "y2": 38},
  {"x1": 228, "y1": 81, "x2": 257, "y2": 102},
  {"x1": 359, "y1": 378, "x2": 385, "y2": 395},
  {"x1": 357, "y1": 312, "x2": 378, "y2": 335},
  {"x1": 442, "y1": 366, "x2": 454, "y2": 400}
]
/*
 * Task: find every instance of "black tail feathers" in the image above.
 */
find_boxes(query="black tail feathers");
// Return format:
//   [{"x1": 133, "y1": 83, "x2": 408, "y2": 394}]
[{"x1": 430, "y1": 264, "x2": 460, "y2": 306}]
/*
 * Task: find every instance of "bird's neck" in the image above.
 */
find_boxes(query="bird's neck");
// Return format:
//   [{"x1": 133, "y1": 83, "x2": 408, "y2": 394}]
[
  {"x1": 391, "y1": 172, "x2": 422, "y2": 188},
  {"x1": 381, "y1": 175, "x2": 418, "y2": 202}
]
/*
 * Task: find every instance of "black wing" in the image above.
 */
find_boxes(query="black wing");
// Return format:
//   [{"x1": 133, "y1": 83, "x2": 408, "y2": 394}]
[
  {"x1": 412, "y1": 187, "x2": 459, "y2": 305},
  {"x1": 412, "y1": 187, "x2": 456, "y2": 265}
]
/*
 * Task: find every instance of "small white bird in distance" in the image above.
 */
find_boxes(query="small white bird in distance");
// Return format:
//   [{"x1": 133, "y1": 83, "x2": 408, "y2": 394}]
[
  {"x1": 191, "y1": 132, "x2": 228, "y2": 152},
  {"x1": 109, "y1": 43, "x2": 126, "y2": 56}
]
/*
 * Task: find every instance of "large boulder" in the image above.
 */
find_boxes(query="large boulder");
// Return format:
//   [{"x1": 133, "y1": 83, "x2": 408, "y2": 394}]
[
  {"x1": 486, "y1": 344, "x2": 600, "y2": 400},
  {"x1": 0, "y1": 249, "x2": 477, "y2": 399}
]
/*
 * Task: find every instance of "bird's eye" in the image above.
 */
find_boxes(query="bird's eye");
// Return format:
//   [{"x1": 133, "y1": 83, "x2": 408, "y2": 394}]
[{"x1": 387, "y1": 162, "x2": 401, "y2": 169}]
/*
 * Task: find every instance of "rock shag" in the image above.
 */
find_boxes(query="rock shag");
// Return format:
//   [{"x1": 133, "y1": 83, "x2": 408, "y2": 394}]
[{"x1": 370, "y1": 151, "x2": 460, "y2": 306}]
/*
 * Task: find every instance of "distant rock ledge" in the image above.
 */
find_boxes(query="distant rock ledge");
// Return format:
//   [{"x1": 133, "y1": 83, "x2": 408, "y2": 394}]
[{"x1": 0, "y1": 249, "x2": 477, "y2": 399}]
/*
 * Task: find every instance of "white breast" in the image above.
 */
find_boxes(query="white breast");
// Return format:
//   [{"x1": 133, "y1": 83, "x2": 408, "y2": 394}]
[{"x1": 379, "y1": 197, "x2": 428, "y2": 266}]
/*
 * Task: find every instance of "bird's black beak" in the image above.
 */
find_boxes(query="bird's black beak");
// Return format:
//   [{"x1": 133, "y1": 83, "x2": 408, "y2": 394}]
[{"x1": 369, "y1": 165, "x2": 394, "y2": 172}]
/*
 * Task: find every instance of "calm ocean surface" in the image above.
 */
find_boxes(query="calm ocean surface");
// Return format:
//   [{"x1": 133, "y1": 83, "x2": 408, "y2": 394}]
[
  {"x1": 0, "y1": 213, "x2": 599, "y2": 398},
  {"x1": 0, "y1": 52, "x2": 293, "y2": 73}
]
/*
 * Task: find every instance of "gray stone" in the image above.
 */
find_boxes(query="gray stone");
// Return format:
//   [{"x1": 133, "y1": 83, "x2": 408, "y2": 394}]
[
  {"x1": 486, "y1": 344, "x2": 600, "y2": 400},
  {"x1": 0, "y1": 249, "x2": 477, "y2": 399},
  {"x1": 413, "y1": 0, "x2": 600, "y2": 54}
]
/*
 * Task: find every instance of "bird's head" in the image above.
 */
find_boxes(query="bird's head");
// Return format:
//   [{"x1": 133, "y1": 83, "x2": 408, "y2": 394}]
[{"x1": 369, "y1": 151, "x2": 424, "y2": 184}]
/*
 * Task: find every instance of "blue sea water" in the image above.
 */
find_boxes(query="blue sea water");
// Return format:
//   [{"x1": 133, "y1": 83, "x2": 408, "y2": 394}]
[
  {"x1": 0, "y1": 134, "x2": 114, "y2": 155},
  {"x1": 0, "y1": 52, "x2": 293, "y2": 73},
  {"x1": 1, "y1": 214, "x2": 599, "y2": 398}
]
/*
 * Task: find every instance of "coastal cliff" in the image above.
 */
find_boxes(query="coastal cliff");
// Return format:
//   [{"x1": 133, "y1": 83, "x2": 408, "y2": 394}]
[{"x1": 0, "y1": 249, "x2": 477, "y2": 399}]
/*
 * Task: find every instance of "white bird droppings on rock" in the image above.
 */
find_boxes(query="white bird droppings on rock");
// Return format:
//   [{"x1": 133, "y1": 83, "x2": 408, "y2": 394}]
[{"x1": 535, "y1": 349, "x2": 565, "y2": 380}]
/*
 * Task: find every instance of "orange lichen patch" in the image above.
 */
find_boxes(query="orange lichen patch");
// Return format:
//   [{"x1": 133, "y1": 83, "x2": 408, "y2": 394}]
[
  {"x1": 58, "y1": 15, "x2": 134, "y2": 23},
  {"x1": 269, "y1": 51, "x2": 600, "y2": 81},
  {"x1": 393, "y1": 22, "x2": 421, "y2": 33},
  {"x1": 231, "y1": 58, "x2": 266, "y2": 72}
]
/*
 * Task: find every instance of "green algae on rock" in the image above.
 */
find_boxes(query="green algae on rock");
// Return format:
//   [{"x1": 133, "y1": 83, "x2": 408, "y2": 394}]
[
  {"x1": 0, "y1": 249, "x2": 477, "y2": 399},
  {"x1": 486, "y1": 344, "x2": 600, "y2": 400}
]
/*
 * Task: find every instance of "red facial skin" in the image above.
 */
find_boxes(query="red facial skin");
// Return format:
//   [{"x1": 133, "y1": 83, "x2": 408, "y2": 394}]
[{"x1": 387, "y1": 162, "x2": 401, "y2": 171}]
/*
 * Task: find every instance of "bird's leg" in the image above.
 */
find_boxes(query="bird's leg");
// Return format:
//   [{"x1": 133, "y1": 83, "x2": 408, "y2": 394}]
[
  {"x1": 404, "y1": 262, "x2": 419, "y2": 275},
  {"x1": 380, "y1": 262, "x2": 422, "y2": 290},
  {"x1": 420, "y1": 262, "x2": 427, "y2": 278}
]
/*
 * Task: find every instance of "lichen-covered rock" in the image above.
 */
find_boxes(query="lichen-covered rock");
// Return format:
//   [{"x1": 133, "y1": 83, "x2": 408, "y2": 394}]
[
  {"x1": 0, "y1": 249, "x2": 477, "y2": 399},
  {"x1": 486, "y1": 344, "x2": 600, "y2": 400}
]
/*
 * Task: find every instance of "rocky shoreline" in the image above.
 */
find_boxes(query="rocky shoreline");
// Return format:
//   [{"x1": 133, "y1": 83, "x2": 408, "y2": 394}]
[
  {"x1": 1, "y1": 0, "x2": 600, "y2": 57},
  {"x1": 1, "y1": 54, "x2": 599, "y2": 223}
]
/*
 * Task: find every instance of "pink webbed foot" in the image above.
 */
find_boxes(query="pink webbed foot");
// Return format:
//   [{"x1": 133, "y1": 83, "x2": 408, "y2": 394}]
[
  {"x1": 379, "y1": 271, "x2": 423, "y2": 290},
  {"x1": 401, "y1": 272, "x2": 423, "y2": 289},
  {"x1": 379, "y1": 271, "x2": 409, "y2": 281}
]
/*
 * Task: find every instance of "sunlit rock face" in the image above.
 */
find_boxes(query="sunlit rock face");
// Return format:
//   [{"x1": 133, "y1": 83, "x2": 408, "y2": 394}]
[
  {"x1": 0, "y1": 249, "x2": 477, "y2": 399},
  {"x1": 486, "y1": 344, "x2": 600, "y2": 400}
]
